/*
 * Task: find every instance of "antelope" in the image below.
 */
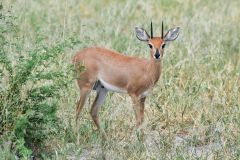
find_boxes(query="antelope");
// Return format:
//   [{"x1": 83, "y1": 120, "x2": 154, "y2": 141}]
[{"x1": 73, "y1": 22, "x2": 180, "y2": 132}]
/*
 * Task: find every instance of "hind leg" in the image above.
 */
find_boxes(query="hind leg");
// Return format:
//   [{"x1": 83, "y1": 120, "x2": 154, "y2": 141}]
[
  {"x1": 76, "y1": 86, "x2": 91, "y2": 126},
  {"x1": 75, "y1": 82, "x2": 92, "y2": 145},
  {"x1": 90, "y1": 84, "x2": 108, "y2": 129},
  {"x1": 75, "y1": 75, "x2": 94, "y2": 127},
  {"x1": 75, "y1": 70, "x2": 96, "y2": 125}
]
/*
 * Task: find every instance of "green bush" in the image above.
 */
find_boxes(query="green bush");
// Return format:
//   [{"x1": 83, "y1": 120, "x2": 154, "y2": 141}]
[{"x1": 0, "y1": 5, "x2": 80, "y2": 158}]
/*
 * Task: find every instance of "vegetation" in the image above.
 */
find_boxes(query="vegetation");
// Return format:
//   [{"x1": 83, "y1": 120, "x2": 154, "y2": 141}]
[{"x1": 0, "y1": 0, "x2": 239, "y2": 159}]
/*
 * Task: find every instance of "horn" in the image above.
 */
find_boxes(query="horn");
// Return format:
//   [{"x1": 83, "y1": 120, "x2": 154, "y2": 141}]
[
  {"x1": 150, "y1": 21, "x2": 153, "y2": 38},
  {"x1": 161, "y1": 21, "x2": 164, "y2": 39}
]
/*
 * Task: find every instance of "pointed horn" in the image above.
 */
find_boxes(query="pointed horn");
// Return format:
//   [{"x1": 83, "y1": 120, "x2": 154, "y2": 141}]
[
  {"x1": 151, "y1": 21, "x2": 153, "y2": 38},
  {"x1": 161, "y1": 21, "x2": 164, "y2": 39}
]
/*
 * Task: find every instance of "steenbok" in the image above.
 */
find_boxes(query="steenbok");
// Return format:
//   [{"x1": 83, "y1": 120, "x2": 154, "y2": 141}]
[{"x1": 73, "y1": 22, "x2": 180, "y2": 132}]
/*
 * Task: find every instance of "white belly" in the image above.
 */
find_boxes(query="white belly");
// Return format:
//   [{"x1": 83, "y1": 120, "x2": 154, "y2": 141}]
[
  {"x1": 139, "y1": 90, "x2": 150, "y2": 98},
  {"x1": 99, "y1": 78, "x2": 127, "y2": 93}
]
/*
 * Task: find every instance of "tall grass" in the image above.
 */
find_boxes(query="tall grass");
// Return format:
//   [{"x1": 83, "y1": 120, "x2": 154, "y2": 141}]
[{"x1": 0, "y1": 0, "x2": 239, "y2": 159}]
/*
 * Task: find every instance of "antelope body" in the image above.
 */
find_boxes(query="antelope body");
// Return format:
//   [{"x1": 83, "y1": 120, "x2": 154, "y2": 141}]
[{"x1": 73, "y1": 22, "x2": 180, "y2": 131}]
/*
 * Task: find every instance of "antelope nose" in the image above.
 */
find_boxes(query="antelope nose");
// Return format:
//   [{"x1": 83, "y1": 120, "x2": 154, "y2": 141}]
[
  {"x1": 155, "y1": 53, "x2": 160, "y2": 59},
  {"x1": 154, "y1": 49, "x2": 160, "y2": 59}
]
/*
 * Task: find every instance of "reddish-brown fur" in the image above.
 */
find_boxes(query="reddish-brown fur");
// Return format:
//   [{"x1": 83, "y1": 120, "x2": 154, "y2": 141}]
[
  {"x1": 73, "y1": 47, "x2": 162, "y2": 94},
  {"x1": 73, "y1": 37, "x2": 165, "y2": 133},
  {"x1": 73, "y1": 24, "x2": 180, "y2": 144}
]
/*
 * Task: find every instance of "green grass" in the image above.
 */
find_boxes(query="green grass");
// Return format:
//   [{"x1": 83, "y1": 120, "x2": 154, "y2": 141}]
[{"x1": 1, "y1": 0, "x2": 240, "y2": 159}]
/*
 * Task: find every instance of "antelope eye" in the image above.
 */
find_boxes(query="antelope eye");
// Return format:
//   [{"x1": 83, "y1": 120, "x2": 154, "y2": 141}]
[
  {"x1": 162, "y1": 44, "x2": 166, "y2": 49},
  {"x1": 148, "y1": 44, "x2": 153, "y2": 49}
]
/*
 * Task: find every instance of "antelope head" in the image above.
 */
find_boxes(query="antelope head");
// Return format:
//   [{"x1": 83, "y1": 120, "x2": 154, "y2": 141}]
[{"x1": 135, "y1": 21, "x2": 180, "y2": 61}]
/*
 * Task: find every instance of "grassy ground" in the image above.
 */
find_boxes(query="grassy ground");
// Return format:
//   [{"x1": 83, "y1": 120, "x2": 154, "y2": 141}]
[{"x1": 1, "y1": 0, "x2": 240, "y2": 159}]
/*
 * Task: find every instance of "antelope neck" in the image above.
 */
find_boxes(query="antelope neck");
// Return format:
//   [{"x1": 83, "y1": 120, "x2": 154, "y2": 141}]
[{"x1": 145, "y1": 58, "x2": 162, "y2": 85}]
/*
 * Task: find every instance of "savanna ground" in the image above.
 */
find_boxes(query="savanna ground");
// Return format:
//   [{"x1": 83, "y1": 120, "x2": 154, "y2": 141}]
[{"x1": 0, "y1": 0, "x2": 240, "y2": 159}]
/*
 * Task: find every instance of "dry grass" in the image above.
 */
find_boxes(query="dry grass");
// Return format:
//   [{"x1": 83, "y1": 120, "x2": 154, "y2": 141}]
[{"x1": 2, "y1": 0, "x2": 240, "y2": 159}]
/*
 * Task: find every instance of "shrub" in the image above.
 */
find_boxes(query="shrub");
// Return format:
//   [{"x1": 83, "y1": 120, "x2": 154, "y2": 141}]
[{"x1": 0, "y1": 5, "x2": 81, "y2": 158}]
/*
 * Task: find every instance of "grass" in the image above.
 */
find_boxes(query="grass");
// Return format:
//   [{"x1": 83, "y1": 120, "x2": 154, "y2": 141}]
[{"x1": 1, "y1": 0, "x2": 240, "y2": 159}]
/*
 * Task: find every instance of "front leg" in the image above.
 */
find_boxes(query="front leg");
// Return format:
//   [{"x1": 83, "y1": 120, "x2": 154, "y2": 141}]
[
  {"x1": 130, "y1": 94, "x2": 145, "y2": 129},
  {"x1": 139, "y1": 97, "x2": 146, "y2": 126}
]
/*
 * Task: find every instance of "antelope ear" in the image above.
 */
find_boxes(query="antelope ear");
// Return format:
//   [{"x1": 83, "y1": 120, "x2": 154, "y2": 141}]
[
  {"x1": 135, "y1": 27, "x2": 150, "y2": 42},
  {"x1": 164, "y1": 27, "x2": 180, "y2": 41}
]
